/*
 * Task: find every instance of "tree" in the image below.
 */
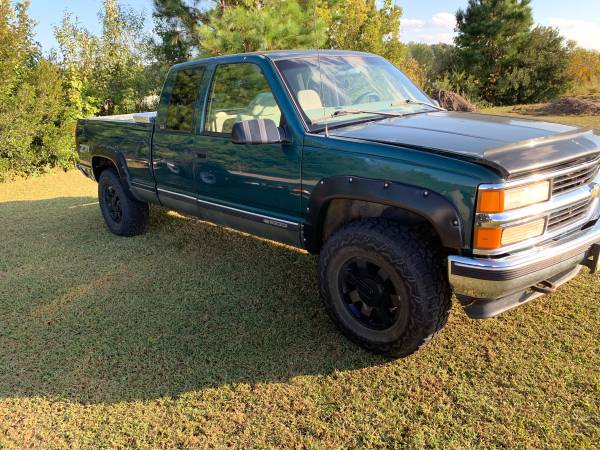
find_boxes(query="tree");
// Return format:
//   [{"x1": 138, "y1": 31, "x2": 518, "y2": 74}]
[
  {"x1": 567, "y1": 47, "x2": 600, "y2": 95},
  {"x1": 509, "y1": 26, "x2": 572, "y2": 104},
  {"x1": 407, "y1": 42, "x2": 457, "y2": 90},
  {"x1": 321, "y1": 0, "x2": 401, "y2": 60},
  {"x1": 197, "y1": 0, "x2": 325, "y2": 55},
  {"x1": 151, "y1": 0, "x2": 204, "y2": 65},
  {"x1": 55, "y1": 0, "x2": 155, "y2": 117},
  {"x1": 455, "y1": 0, "x2": 570, "y2": 104},
  {"x1": 152, "y1": 0, "x2": 326, "y2": 57},
  {"x1": 151, "y1": 0, "x2": 422, "y2": 85},
  {"x1": 0, "y1": 0, "x2": 75, "y2": 179},
  {"x1": 318, "y1": 0, "x2": 423, "y2": 85}
]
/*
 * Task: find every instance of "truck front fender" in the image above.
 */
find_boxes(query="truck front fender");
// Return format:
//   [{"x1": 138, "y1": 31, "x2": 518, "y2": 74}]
[{"x1": 303, "y1": 176, "x2": 464, "y2": 253}]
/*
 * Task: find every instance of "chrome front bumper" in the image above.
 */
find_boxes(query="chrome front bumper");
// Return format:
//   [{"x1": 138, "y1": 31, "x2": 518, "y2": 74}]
[{"x1": 448, "y1": 219, "x2": 600, "y2": 318}]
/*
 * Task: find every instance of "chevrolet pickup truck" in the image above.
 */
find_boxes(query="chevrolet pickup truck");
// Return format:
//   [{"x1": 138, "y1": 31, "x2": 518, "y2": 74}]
[{"x1": 76, "y1": 50, "x2": 600, "y2": 358}]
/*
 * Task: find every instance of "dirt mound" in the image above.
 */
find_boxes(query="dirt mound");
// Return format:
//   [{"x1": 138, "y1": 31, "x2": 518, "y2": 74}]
[
  {"x1": 431, "y1": 90, "x2": 477, "y2": 112},
  {"x1": 514, "y1": 97, "x2": 600, "y2": 116}
]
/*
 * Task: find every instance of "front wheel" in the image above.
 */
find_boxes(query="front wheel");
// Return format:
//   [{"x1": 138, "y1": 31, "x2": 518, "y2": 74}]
[
  {"x1": 98, "y1": 168, "x2": 149, "y2": 236},
  {"x1": 318, "y1": 219, "x2": 451, "y2": 358}
]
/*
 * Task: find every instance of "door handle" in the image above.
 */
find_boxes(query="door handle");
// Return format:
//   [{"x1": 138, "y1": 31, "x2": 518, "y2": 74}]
[{"x1": 195, "y1": 151, "x2": 207, "y2": 159}]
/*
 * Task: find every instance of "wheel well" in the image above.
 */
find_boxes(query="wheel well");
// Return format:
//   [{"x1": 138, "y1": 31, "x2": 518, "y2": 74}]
[
  {"x1": 92, "y1": 156, "x2": 118, "y2": 181},
  {"x1": 318, "y1": 199, "x2": 441, "y2": 251}
]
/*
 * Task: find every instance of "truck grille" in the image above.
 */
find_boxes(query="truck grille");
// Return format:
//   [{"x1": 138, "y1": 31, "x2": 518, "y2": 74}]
[
  {"x1": 547, "y1": 199, "x2": 592, "y2": 231},
  {"x1": 551, "y1": 161, "x2": 599, "y2": 195}
]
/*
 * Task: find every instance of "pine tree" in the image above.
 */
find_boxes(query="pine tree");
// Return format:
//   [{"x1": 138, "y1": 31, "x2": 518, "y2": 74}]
[
  {"x1": 151, "y1": 0, "x2": 206, "y2": 65},
  {"x1": 197, "y1": 0, "x2": 325, "y2": 55},
  {"x1": 455, "y1": 0, "x2": 570, "y2": 104}
]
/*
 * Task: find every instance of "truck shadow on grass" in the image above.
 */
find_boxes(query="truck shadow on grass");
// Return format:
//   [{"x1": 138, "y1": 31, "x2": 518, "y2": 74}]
[{"x1": 0, "y1": 197, "x2": 383, "y2": 404}]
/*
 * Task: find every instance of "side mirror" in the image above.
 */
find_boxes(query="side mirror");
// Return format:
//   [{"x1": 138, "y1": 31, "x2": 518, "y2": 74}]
[{"x1": 231, "y1": 119, "x2": 283, "y2": 145}]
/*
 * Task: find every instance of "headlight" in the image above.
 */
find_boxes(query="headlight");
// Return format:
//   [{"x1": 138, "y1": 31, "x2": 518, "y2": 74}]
[
  {"x1": 474, "y1": 218, "x2": 546, "y2": 250},
  {"x1": 477, "y1": 181, "x2": 551, "y2": 213}
]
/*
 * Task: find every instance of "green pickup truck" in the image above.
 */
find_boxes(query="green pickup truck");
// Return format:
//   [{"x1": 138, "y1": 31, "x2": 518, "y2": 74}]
[{"x1": 76, "y1": 50, "x2": 600, "y2": 358}]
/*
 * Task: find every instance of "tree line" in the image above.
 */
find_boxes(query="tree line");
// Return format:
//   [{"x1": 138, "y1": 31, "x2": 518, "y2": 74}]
[{"x1": 1, "y1": 0, "x2": 599, "y2": 180}]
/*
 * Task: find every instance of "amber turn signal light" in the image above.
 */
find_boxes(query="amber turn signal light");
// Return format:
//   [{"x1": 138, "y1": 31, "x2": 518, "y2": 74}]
[
  {"x1": 473, "y1": 227, "x2": 503, "y2": 250},
  {"x1": 477, "y1": 190, "x2": 505, "y2": 213}
]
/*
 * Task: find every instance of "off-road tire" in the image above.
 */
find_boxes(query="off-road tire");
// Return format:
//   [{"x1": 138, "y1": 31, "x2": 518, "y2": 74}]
[
  {"x1": 98, "y1": 168, "x2": 149, "y2": 236},
  {"x1": 318, "y1": 218, "x2": 451, "y2": 358}
]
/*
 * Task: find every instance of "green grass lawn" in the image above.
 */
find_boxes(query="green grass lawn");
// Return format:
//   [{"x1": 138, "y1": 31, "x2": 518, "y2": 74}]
[
  {"x1": 1, "y1": 114, "x2": 599, "y2": 448},
  {"x1": 483, "y1": 105, "x2": 600, "y2": 129}
]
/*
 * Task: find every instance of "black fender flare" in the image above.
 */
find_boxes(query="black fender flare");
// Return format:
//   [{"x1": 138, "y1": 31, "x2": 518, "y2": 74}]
[
  {"x1": 303, "y1": 176, "x2": 464, "y2": 253},
  {"x1": 91, "y1": 152, "x2": 142, "y2": 201}
]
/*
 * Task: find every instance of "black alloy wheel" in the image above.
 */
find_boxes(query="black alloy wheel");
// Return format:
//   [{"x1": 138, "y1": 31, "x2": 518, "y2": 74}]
[
  {"x1": 339, "y1": 256, "x2": 409, "y2": 331},
  {"x1": 103, "y1": 184, "x2": 123, "y2": 223}
]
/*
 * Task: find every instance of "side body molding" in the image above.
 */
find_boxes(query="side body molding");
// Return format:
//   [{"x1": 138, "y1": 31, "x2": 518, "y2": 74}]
[{"x1": 303, "y1": 176, "x2": 464, "y2": 253}]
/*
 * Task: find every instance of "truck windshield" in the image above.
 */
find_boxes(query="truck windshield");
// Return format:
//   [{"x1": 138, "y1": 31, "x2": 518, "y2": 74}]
[{"x1": 275, "y1": 55, "x2": 435, "y2": 131}]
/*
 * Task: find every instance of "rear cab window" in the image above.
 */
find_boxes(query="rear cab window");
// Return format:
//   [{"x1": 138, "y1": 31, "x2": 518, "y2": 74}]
[{"x1": 164, "y1": 67, "x2": 206, "y2": 132}]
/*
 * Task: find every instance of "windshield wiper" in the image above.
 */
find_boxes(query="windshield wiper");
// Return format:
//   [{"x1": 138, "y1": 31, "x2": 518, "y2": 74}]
[
  {"x1": 393, "y1": 98, "x2": 446, "y2": 111},
  {"x1": 313, "y1": 108, "x2": 404, "y2": 124},
  {"x1": 313, "y1": 99, "x2": 445, "y2": 124}
]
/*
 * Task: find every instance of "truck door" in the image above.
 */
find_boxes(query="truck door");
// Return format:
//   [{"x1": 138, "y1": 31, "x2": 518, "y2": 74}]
[
  {"x1": 194, "y1": 62, "x2": 302, "y2": 240},
  {"x1": 153, "y1": 66, "x2": 206, "y2": 215}
]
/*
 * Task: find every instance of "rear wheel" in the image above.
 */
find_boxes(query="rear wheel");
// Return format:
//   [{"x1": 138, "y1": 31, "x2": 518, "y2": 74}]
[
  {"x1": 98, "y1": 168, "x2": 149, "y2": 236},
  {"x1": 318, "y1": 219, "x2": 451, "y2": 358}
]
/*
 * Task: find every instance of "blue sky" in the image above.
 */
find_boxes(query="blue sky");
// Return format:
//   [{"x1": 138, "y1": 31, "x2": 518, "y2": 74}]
[
  {"x1": 400, "y1": 0, "x2": 600, "y2": 50},
  {"x1": 28, "y1": 0, "x2": 600, "y2": 53}
]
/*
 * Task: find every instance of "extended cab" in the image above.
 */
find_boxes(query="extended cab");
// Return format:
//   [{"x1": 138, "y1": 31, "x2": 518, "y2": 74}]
[{"x1": 76, "y1": 50, "x2": 600, "y2": 357}]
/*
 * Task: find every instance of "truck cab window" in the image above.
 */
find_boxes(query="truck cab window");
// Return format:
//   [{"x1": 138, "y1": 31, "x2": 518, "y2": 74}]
[
  {"x1": 165, "y1": 68, "x2": 205, "y2": 132},
  {"x1": 205, "y1": 63, "x2": 281, "y2": 134}
]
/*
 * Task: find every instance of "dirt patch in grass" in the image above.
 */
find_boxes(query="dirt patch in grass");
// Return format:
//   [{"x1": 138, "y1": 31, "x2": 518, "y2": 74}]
[{"x1": 513, "y1": 96, "x2": 600, "y2": 116}]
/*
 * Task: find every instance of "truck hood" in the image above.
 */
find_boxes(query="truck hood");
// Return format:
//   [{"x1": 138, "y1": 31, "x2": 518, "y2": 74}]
[{"x1": 329, "y1": 111, "x2": 600, "y2": 177}]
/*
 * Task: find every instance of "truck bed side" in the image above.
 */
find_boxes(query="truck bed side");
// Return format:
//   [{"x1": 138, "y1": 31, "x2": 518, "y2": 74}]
[{"x1": 76, "y1": 115, "x2": 157, "y2": 202}]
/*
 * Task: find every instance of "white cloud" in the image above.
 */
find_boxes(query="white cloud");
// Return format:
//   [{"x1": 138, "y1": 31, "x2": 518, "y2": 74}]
[
  {"x1": 546, "y1": 18, "x2": 600, "y2": 51},
  {"x1": 401, "y1": 12, "x2": 457, "y2": 45},
  {"x1": 431, "y1": 12, "x2": 456, "y2": 28},
  {"x1": 402, "y1": 18, "x2": 426, "y2": 30}
]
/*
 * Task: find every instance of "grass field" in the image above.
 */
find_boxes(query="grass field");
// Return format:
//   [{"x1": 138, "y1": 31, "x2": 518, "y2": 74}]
[
  {"x1": 0, "y1": 112, "x2": 599, "y2": 448},
  {"x1": 484, "y1": 106, "x2": 600, "y2": 129}
]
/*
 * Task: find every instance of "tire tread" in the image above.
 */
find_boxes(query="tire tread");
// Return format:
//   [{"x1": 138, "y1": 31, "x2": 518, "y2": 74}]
[{"x1": 318, "y1": 218, "x2": 451, "y2": 358}]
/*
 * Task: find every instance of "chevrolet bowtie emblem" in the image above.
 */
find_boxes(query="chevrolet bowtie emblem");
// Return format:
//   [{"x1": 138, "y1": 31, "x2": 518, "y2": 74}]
[{"x1": 592, "y1": 183, "x2": 600, "y2": 198}]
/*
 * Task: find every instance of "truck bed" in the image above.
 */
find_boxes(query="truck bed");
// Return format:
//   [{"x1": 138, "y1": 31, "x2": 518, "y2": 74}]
[
  {"x1": 76, "y1": 112, "x2": 156, "y2": 189},
  {"x1": 84, "y1": 111, "x2": 157, "y2": 124}
]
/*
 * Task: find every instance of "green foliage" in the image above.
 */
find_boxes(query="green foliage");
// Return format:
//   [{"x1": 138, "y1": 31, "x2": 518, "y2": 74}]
[
  {"x1": 319, "y1": 0, "x2": 422, "y2": 84},
  {"x1": 197, "y1": 0, "x2": 326, "y2": 55},
  {"x1": 566, "y1": 48, "x2": 600, "y2": 96},
  {"x1": 0, "y1": 0, "x2": 74, "y2": 180},
  {"x1": 510, "y1": 26, "x2": 573, "y2": 104},
  {"x1": 0, "y1": 0, "x2": 160, "y2": 181},
  {"x1": 55, "y1": 0, "x2": 156, "y2": 117},
  {"x1": 152, "y1": 0, "x2": 205, "y2": 61},
  {"x1": 152, "y1": 0, "x2": 422, "y2": 85},
  {"x1": 455, "y1": 0, "x2": 571, "y2": 104},
  {"x1": 149, "y1": 0, "x2": 204, "y2": 82},
  {"x1": 431, "y1": 71, "x2": 483, "y2": 105},
  {"x1": 151, "y1": 0, "x2": 325, "y2": 57},
  {"x1": 407, "y1": 43, "x2": 459, "y2": 95},
  {"x1": 321, "y1": 0, "x2": 403, "y2": 60}
]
